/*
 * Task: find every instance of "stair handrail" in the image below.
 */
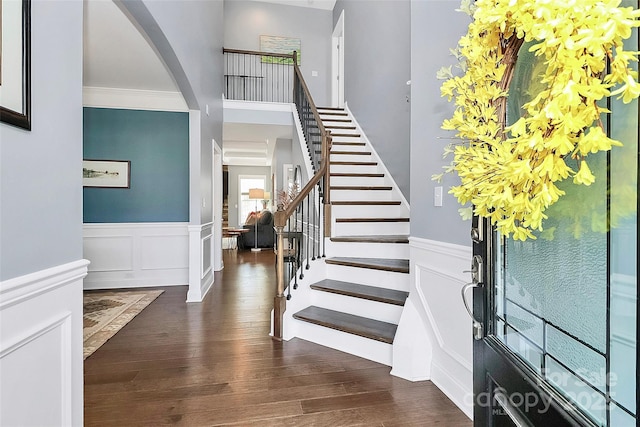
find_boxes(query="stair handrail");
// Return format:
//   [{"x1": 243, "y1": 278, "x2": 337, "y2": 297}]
[
  {"x1": 273, "y1": 51, "x2": 332, "y2": 340},
  {"x1": 223, "y1": 47, "x2": 294, "y2": 60}
]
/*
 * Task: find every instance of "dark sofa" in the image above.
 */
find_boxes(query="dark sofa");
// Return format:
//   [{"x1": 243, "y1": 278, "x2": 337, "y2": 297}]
[{"x1": 239, "y1": 210, "x2": 275, "y2": 250}]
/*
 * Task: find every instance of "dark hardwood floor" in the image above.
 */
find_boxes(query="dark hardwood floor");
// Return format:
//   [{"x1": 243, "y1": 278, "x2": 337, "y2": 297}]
[{"x1": 84, "y1": 250, "x2": 472, "y2": 426}]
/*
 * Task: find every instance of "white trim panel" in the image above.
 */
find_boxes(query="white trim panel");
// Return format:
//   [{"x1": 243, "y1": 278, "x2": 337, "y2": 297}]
[
  {"x1": 187, "y1": 222, "x2": 214, "y2": 303},
  {"x1": 83, "y1": 223, "x2": 189, "y2": 289},
  {"x1": 0, "y1": 260, "x2": 87, "y2": 427},
  {"x1": 408, "y1": 237, "x2": 473, "y2": 419}
]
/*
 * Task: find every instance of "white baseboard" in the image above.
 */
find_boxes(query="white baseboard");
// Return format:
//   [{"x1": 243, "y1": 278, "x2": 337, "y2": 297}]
[{"x1": 0, "y1": 260, "x2": 88, "y2": 427}]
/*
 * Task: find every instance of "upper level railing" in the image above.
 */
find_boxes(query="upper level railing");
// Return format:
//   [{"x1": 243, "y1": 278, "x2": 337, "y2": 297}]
[
  {"x1": 223, "y1": 48, "x2": 294, "y2": 103},
  {"x1": 223, "y1": 48, "x2": 332, "y2": 340}
]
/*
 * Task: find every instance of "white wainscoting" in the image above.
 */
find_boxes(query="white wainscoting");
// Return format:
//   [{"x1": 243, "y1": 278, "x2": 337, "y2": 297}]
[
  {"x1": 187, "y1": 222, "x2": 214, "y2": 303},
  {"x1": 408, "y1": 237, "x2": 474, "y2": 419},
  {"x1": 83, "y1": 223, "x2": 189, "y2": 289},
  {"x1": 0, "y1": 260, "x2": 88, "y2": 427}
]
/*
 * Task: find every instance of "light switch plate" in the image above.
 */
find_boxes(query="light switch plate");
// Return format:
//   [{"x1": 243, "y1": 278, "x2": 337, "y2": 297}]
[{"x1": 434, "y1": 186, "x2": 443, "y2": 207}]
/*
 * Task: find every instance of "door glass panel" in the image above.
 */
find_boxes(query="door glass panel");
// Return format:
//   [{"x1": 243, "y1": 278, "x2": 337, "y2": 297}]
[
  {"x1": 494, "y1": 17, "x2": 638, "y2": 424},
  {"x1": 609, "y1": 10, "x2": 638, "y2": 414}
]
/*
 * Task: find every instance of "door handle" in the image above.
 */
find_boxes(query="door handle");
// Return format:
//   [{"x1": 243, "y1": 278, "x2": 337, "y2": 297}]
[
  {"x1": 461, "y1": 255, "x2": 485, "y2": 340},
  {"x1": 461, "y1": 282, "x2": 484, "y2": 340}
]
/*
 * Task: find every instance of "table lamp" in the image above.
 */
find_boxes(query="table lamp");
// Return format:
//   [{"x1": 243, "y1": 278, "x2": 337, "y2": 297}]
[{"x1": 248, "y1": 188, "x2": 264, "y2": 252}]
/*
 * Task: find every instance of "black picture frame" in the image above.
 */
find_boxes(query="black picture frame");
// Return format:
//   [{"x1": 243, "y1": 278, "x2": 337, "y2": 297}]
[
  {"x1": 0, "y1": 0, "x2": 31, "y2": 130},
  {"x1": 83, "y1": 159, "x2": 131, "y2": 189}
]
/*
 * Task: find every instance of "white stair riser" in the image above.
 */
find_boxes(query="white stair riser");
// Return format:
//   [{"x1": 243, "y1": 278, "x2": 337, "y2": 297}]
[
  {"x1": 326, "y1": 264, "x2": 409, "y2": 291},
  {"x1": 333, "y1": 221, "x2": 409, "y2": 236},
  {"x1": 322, "y1": 121, "x2": 355, "y2": 126},
  {"x1": 330, "y1": 164, "x2": 380, "y2": 174},
  {"x1": 330, "y1": 136, "x2": 362, "y2": 144},
  {"x1": 330, "y1": 176, "x2": 387, "y2": 186},
  {"x1": 289, "y1": 319, "x2": 393, "y2": 366},
  {"x1": 331, "y1": 204, "x2": 406, "y2": 218},
  {"x1": 330, "y1": 189, "x2": 394, "y2": 201},
  {"x1": 325, "y1": 241, "x2": 410, "y2": 259},
  {"x1": 330, "y1": 146, "x2": 370, "y2": 154},
  {"x1": 310, "y1": 291, "x2": 404, "y2": 324},
  {"x1": 331, "y1": 154, "x2": 373, "y2": 163},
  {"x1": 319, "y1": 115, "x2": 350, "y2": 121}
]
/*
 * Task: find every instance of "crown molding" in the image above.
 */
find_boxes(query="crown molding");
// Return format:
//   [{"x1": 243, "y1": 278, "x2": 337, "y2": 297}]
[{"x1": 83, "y1": 86, "x2": 188, "y2": 112}]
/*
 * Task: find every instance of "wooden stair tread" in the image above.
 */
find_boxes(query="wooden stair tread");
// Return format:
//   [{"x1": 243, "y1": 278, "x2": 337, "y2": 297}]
[
  {"x1": 330, "y1": 186, "x2": 392, "y2": 190},
  {"x1": 325, "y1": 257, "x2": 409, "y2": 273},
  {"x1": 330, "y1": 161, "x2": 377, "y2": 166},
  {"x1": 293, "y1": 306, "x2": 397, "y2": 344},
  {"x1": 331, "y1": 151, "x2": 372, "y2": 155},
  {"x1": 319, "y1": 111, "x2": 349, "y2": 116},
  {"x1": 336, "y1": 217, "x2": 410, "y2": 223},
  {"x1": 325, "y1": 125, "x2": 356, "y2": 130},
  {"x1": 318, "y1": 107, "x2": 345, "y2": 111},
  {"x1": 330, "y1": 133, "x2": 361, "y2": 138},
  {"x1": 330, "y1": 235, "x2": 410, "y2": 243},
  {"x1": 321, "y1": 118, "x2": 352, "y2": 123},
  {"x1": 331, "y1": 141, "x2": 366, "y2": 146},
  {"x1": 331, "y1": 201, "x2": 401, "y2": 205},
  {"x1": 310, "y1": 279, "x2": 408, "y2": 306},
  {"x1": 330, "y1": 173, "x2": 385, "y2": 177}
]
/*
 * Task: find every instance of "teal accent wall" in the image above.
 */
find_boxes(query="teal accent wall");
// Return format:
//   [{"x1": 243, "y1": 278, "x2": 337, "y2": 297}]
[{"x1": 83, "y1": 108, "x2": 189, "y2": 223}]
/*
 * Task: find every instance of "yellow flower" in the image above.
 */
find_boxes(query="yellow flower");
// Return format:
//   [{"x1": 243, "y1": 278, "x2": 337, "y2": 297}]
[
  {"x1": 573, "y1": 160, "x2": 596, "y2": 185},
  {"x1": 437, "y1": 0, "x2": 640, "y2": 240}
]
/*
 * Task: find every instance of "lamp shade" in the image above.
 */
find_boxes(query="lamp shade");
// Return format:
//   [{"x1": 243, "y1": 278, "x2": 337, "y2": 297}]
[
  {"x1": 248, "y1": 188, "x2": 264, "y2": 200},
  {"x1": 263, "y1": 191, "x2": 270, "y2": 200}
]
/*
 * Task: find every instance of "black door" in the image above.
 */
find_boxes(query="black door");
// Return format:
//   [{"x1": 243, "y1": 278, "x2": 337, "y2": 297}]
[{"x1": 468, "y1": 6, "x2": 639, "y2": 425}]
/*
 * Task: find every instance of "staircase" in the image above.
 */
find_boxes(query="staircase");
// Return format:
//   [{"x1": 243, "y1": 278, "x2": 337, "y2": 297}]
[{"x1": 284, "y1": 107, "x2": 411, "y2": 366}]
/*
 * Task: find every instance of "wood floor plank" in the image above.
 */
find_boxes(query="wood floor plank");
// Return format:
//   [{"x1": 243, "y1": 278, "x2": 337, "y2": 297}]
[
  {"x1": 301, "y1": 390, "x2": 394, "y2": 414},
  {"x1": 84, "y1": 250, "x2": 470, "y2": 426}
]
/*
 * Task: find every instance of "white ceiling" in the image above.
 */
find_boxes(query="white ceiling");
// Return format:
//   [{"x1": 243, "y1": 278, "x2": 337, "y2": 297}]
[
  {"x1": 246, "y1": 0, "x2": 336, "y2": 10},
  {"x1": 83, "y1": 0, "x2": 323, "y2": 166}
]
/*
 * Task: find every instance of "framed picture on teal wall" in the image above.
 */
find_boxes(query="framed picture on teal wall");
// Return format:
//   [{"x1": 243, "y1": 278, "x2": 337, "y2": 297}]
[{"x1": 83, "y1": 159, "x2": 130, "y2": 188}]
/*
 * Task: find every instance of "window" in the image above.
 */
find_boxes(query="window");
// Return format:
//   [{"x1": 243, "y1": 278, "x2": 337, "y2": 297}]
[{"x1": 238, "y1": 175, "x2": 265, "y2": 225}]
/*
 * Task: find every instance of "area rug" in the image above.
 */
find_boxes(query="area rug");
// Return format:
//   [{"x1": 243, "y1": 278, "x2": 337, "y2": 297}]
[{"x1": 83, "y1": 289, "x2": 163, "y2": 359}]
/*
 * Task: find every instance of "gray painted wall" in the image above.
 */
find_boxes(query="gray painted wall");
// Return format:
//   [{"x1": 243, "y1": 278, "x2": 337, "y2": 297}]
[
  {"x1": 227, "y1": 165, "x2": 272, "y2": 227},
  {"x1": 0, "y1": 1, "x2": 84, "y2": 280},
  {"x1": 123, "y1": 0, "x2": 225, "y2": 225},
  {"x1": 272, "y1": 138, "x2": 293, "y2": 202},
  {"x1": 224, "y1": 0, "x2": 332, "y2": 106},
  {"x1": 409, "y1": 0, "x2": 471, "y2": 245},
  {"x1": 333, "y1": 0, "x2": 411, "y2": 202}
]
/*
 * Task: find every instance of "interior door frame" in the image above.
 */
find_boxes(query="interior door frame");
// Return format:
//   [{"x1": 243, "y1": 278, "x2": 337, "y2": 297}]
[{"x1": 331, "y1": 10, "x2": 345, "y2": 108}]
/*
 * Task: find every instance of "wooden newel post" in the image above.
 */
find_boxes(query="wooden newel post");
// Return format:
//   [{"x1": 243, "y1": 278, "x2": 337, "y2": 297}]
[
  {"x1": 323, "y1": 134, "x2": 332, "y2": 237},
  {"x1": 273, "y1": 206, "x2": 287, "y2": 341}
]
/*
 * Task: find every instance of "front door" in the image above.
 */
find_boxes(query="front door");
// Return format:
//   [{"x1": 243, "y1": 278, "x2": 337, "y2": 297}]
[{"x1": 470, "y1": 6, "x2": 639, "y2": 426}]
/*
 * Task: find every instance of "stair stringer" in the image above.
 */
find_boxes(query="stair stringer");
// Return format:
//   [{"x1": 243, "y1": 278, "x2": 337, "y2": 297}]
[{"x1": 291, "y1": 106, "x2": 315, "y2": 181}]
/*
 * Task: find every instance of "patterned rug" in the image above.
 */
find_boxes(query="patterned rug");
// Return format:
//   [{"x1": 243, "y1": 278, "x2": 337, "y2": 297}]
[{"x1": 83, "y1": 290, "x2": 163, "y2": 359}]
